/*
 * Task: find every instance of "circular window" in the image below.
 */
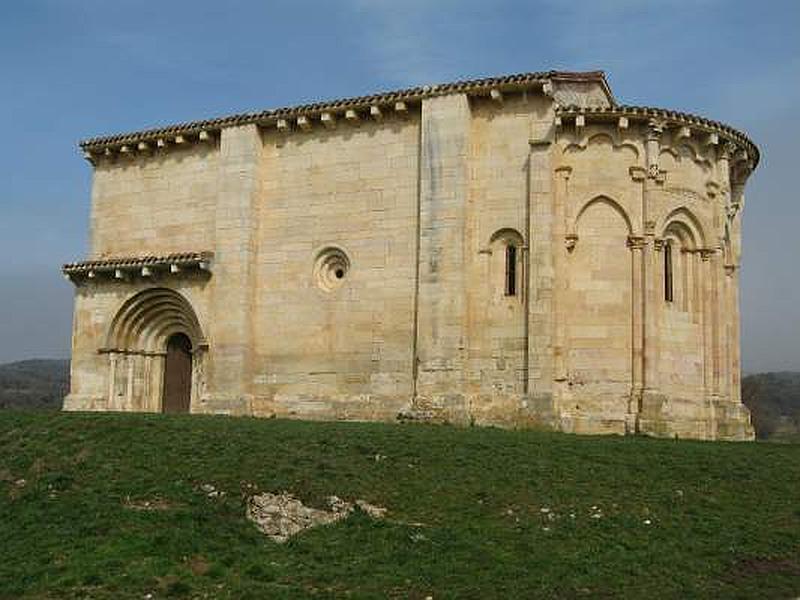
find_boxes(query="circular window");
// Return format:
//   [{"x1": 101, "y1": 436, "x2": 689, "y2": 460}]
[{"x1": 313, "y1": 247, "x2": 350, "y2": 292}]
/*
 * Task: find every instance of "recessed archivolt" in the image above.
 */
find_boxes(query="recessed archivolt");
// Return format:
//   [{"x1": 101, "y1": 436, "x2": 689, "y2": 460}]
[
  {"x1": 489, "y1": 227, "x2": 524, "y2": 246},
  {"x1": 106, "y1": 287, "x2": 205, "y2": 353},
  {"x1": 574, "y1": 195, "x2": 633, "y2": 235},
  {"x1": 660, "y1": 207, "x2": 706, "y2": 248}
]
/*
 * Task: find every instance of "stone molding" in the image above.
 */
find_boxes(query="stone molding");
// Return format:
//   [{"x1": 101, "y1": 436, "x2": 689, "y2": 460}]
[
  {"x1": 554, "y1": 105, "x2": 758, "y2": 170},
  {"x1": 63, "y1": 252, "x2": 213, "y2": 284},
  {"x1": 80, "y1": 71, "x2": 611, "y2": 161}
]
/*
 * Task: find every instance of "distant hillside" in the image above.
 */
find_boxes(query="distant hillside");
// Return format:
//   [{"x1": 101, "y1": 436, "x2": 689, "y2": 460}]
[
  {"x1": 742, "y1": 371, "x2": 800, "y2": 440},
  {"x1": 0, "y1": 359, "x2": 68, "y2": 410}
]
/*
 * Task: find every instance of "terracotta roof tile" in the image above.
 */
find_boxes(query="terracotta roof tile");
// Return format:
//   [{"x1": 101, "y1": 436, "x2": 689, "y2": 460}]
[
  {"x1": 63, "y1": 252, "x2": 213, "y2": 274},
  {"x1": 555, "y1": 104, "x2": 759, "y2": 166},
  {"x1": 79, "y1": 70, "x2": 609, "y2": 149}
]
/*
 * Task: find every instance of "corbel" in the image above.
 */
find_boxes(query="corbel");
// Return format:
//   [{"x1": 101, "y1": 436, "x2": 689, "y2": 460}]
[
  {"x1": 629, "y1": 166, "x2": 647, "y2": 182},
  {"x1": 345, "y1": 109, "x2": 360, "y2": 123},
  {"x1": 676, "y1": 125, "x2": 691, "y2": 141},
  {"x1": 703, "y1": 132, "x2": 719, "y2": 147},
  {"x1": 141, "y1": 266, "x2": 152, "y2": 277},
  {"x1": 198, "y1": 130, "x2": 213, "y2": 143},
  {"x1": 554, "y1": 115, "x2": 563, "y2": 128},
  {"x1": 297, "y1": 115, "x2": 312, "y2": 131},
  {"x1": 724, "y1": 264, "x2": 737, "y2": 276},
  {"x1": 706, "y1": 180, "x2": 720, "y2": 199},
  {"x1": 114, "y1": 269, "x2": 128, "y2": 281},
  {"x1": 156, "y1": 138, "x2": 167, "y2": 150},
  {"x1": 490, "y1": 88, "x2": 503, "y2": 103},
  {"x1": 276, "y1": 118, "x2": 290, "y2": 133},
  {"x1": 198, "y1": 260, "x2": 211, "y2": 272},
  {"x1": 575, "y1": 114, "x2": 585, "y2": 130},
  {"x1": 617, "y1": 116, "x2": 629, "y2": 131},
  {"x1": 119, "y1": 145, "x2": 133, "y2": 159},
  {"x1": 644, "y1": 220, "x2": 656, "y2": 235},
  {"x1": 542, "y1": 81, "x2": 554, "y2": 97},
  {"x1": 82, "y1": 150, "x2": 96, "y2": 165},
  {"x1": 369, "y1": 105, "x2": 383, "y2": 120},
  {"x1": 320, "y1": 112, "x2": 336, "y2": 128},
  {"x1": 137, "y1": 141, "x2": 151, "y2": 154},
  {"x1": 394, "y1": 101, "x2": 408, "y2": 117},
  {"x1": 170, "y1": 264, "x2": 181, "y2": 274},
  {"x1": 565, "y1": 233, "x2": 578, "y2": 253},
  {"x1": 174, "y1": 135, "x2": 186, "y2": 145}
]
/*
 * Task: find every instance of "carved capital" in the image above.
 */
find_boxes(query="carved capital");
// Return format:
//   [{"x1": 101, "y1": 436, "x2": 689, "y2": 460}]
[
  {"x1": 724, "y1": 264, "x2": 738, "y2": 276},
  {"x1": 698, "y1": 248, "x2": 717, "y2": 261},
  {"x1": 653, "y1": 238, "x2": 665, "y2": 252},
  {"x1": 644, "y1": 220, "x2": 656, "y2": 235},
  {"x1": 719, "y1": 140, "x2": 736, "y2": 160},
  {"x1": 646, "y1": 119, "x2": 665, "y2": 141},
  {"x1": 647, "y1": 164, "x2": 666, "y2": 183},
  {"x1": 555, "y1": 165, "x2": 573, "y2": 180},
  {"x1": 627, "y1": 235, "x2": 646, "y2": 251}
]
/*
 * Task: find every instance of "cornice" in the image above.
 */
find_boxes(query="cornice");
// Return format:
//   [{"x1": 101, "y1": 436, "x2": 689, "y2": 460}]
[
  {"x1": 554, "y1": 104, "x2": 759, "y2": 169},
  {"x1": 78, "y1": 71, "x2": 611, "y2": 161},
  {"x1": 63, "y1": 251, "x2": 213, "y2": 284}
]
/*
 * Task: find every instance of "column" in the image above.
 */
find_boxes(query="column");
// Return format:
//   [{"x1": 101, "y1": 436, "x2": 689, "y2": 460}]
[
  {"x1": 627, "y1": 235, "x2": 646, "y2": 422},
  {"x1": 552, "y1": 166, "x2": 572, "y2": 413}
]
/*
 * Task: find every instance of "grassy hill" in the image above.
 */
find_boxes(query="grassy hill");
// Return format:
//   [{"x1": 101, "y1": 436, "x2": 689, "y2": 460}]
[
  {"x1": 1, "y1": 412, "x2": 798, "y2": 599},
  {"x1": 0, "y1": 359, "x2": 68, "y2": 410}
]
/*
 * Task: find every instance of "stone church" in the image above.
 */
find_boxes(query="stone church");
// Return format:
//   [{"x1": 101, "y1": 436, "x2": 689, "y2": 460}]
[{"x1": 63, "y1": 70, "x2": 758, "y2": 440}]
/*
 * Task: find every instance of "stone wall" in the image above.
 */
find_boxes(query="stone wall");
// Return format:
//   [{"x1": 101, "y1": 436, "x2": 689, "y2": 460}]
[{"x1": 64, "y1": 74, "x2": 757, "y2": 440}]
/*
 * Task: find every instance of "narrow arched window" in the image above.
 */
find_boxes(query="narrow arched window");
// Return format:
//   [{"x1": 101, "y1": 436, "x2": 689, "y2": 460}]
[
  {"x1": 664, "y1": 242, "x2": 674, "y2": 302},
  {"x1": 505, "y1": 244, "x2": 517, "y2": 296}
]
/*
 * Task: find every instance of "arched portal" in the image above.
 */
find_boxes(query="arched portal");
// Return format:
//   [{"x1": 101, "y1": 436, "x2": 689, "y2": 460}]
[
  {"x1": 163, "y1": 333, "x2": 193, "y2": 413},
  {"x1": 104, "y1": 288, "x2": 206, "y2": 412}
]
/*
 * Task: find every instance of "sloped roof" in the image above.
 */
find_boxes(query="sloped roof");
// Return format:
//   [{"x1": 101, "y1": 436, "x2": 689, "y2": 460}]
[{"x1": 79, "y1": 70, "x2": 611, "y2": 150}]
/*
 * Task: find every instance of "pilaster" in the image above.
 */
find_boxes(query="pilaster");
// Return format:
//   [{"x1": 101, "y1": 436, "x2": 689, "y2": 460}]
[
  {"x1": 527, "y1": 140, "x2": 554, "y2": 402},
  {"x1": 208, "y1": 124, "x2": 262, "y2": 410},
  {"x1": 414, "y1": 94, "x2": 471, "y2": 399}
]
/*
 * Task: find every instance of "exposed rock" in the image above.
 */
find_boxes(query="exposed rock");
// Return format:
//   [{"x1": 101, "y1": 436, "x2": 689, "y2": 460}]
[{"x1": 246, "y1": 492, "x2": 386, "y2": 543}]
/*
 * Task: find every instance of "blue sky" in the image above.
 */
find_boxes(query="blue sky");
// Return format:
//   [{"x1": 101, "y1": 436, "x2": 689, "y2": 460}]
[{"x1": 0, "y1": 0, "x2": 798, "y2": 372}]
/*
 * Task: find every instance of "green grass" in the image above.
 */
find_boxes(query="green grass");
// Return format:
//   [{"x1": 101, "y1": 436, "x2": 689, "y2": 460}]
[{"x1": 1, "y1": 412, "x2": 799, "y2": 599}]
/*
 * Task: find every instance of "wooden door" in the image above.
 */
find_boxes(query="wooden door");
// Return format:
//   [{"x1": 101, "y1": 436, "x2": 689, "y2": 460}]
[{"x1": 163, "y1": 333, "x2": 192, "y2": 413}]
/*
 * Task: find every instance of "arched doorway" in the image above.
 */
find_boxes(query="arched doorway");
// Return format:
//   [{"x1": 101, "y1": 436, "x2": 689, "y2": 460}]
[
  {"x1": 162, "y1": 333, "x2": 193, "y2": 413},
  {"x1": 105, "y1": 288, "x2": 207, "y2": 412}
]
